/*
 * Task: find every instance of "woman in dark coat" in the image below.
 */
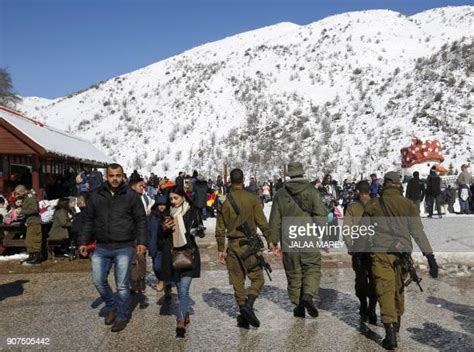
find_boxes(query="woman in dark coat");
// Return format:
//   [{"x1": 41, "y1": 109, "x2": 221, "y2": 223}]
[
  {"x1": 161, "y1": 186, "x2": 202, "y2": 338},
  {"x1": 149, "y1": 195, "x2": 171, "y2": 293}
]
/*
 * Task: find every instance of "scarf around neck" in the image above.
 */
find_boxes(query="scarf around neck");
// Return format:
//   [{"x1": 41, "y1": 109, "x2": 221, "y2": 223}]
[{"x1": 170, "y1": 200, "x2": 190, "y2": 248}]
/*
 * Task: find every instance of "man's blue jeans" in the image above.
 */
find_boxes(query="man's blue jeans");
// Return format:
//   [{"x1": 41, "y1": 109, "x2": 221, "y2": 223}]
[
  {"x1": 460, "y1": 199, "x2": 470, "y2": 213},
  {"x1": 91, "y1": 246, "x2": 134, "y2": 321}
]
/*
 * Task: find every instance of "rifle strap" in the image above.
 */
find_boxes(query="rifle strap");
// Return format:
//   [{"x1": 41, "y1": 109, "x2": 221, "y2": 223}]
[
  {"x1": 379, "y1": 196, "x2": 404, "y2": 254},
  {"x1": 226, "y1": 192, "x2": 241, "y2": 216},
  {"x1": 356, "y1": 199, "x2": 368, "y2": 214},
  {"x1": 226, "y1": 192, "x2": 245, "y2": 240},
  {"x1": 284, "y1": 186, "x2": 312, "y2": 218}
]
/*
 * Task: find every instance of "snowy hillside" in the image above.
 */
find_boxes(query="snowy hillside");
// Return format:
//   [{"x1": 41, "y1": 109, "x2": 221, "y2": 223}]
[{"x1": 19, "y1": 6, "x2": 474, "y2": 180}]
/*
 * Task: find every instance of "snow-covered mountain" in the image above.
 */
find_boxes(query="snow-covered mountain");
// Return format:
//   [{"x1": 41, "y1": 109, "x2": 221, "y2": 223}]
[{"x1": 19, "y1": 6, "x2": 474, "y2": 180}]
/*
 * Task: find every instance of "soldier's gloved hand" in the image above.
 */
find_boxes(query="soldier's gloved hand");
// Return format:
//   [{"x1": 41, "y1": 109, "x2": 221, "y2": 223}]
[{"x1": 426, "y1": 254, "x2": 438, "y2": 278}]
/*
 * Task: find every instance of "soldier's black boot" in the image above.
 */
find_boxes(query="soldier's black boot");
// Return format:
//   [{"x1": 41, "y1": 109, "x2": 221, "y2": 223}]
[
  {"x1": 393, "y1": 316, "x2": 401, "y2": 333},
  {"x1": 382, "y1": 323, "x2": 397, "y2": 350},
  {"x1": 293, "y1": 303, "x2": 305, "y2": 318},
  {"x1": 368, "y1": 298, "x2": 377, "y2": 325},
  {"x1": 236, "y1": 308, "x2": 250, "y2": 329},
  {"x1": 294, "y1": 287, "x2": 306, "y2": 318},
  {"x1": 26, "y1": 253, "x2": 42, "y2": 265},
  {"x1": 240, "y1": 295, "x2": 260, "y2": 328},
  {"x1": 301, "y1": 293, "x2": 318, "y2": 318},
  {"x1": 24, "y1": 253, "x2": 34, "y2": 263}
]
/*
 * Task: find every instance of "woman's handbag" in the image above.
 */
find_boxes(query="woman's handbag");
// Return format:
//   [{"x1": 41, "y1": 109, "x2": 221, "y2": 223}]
[{"x1": 171, "y1": 247, "x2": 194, "y2": 271}]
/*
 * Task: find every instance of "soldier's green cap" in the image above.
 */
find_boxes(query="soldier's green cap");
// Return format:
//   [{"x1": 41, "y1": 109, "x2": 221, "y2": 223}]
[
  {"x1": 288, "y1": 161, "x2": 304, "y2": 177},
  {"x1": 384, "y1": 171, "x2": 401, "y2": 184}
]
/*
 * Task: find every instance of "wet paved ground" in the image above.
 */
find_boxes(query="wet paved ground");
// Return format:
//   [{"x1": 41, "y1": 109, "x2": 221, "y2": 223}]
[{"x1": 1, "y1": 253, "x2": 473, "y2": 352}]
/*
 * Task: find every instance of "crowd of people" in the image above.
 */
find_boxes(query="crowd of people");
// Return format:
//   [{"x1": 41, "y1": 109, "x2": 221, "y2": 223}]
[
  {"x1": 1, "y1": 162, "x2": 472, "y2": 266},
  {"x1": 244, "y1": 164, "x2": 473, "y2": 217},
  {"x1": 0, "y1": 161, "x2": 472, "y2": 347}
]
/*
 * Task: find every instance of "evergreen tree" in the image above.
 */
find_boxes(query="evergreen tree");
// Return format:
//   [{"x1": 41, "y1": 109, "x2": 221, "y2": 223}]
[{"x1": 448, "y1": 162, "x2": 454, "y2": 175}]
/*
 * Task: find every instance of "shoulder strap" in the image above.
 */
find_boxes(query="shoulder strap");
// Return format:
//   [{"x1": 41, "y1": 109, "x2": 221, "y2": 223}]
[
  {"x1": 356, "y1": 199, "x2": 368, "y2": 214},
  {"x1": 379, "y1": 197, "x2": 394, "y2": 229},
  {"x1": 379, "y1": 196, "x2": 403, "y2": 252},
  {"x1": 284, "y1": 186, "x2": 311, "y2": 217},
  {"x1": 226, "y1": 192, "x2": 241, "y2": 216}
]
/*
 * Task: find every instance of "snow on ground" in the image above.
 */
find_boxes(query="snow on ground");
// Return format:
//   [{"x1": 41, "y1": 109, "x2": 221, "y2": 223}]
[{"x1": 0, "y1": 253, "x2": 28, "y2": 261}]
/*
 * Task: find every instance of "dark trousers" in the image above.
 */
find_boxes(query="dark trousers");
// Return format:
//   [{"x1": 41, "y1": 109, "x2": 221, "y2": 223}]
[
  {"x1": 352, "y1": 254, "x2": 377, "y2": 305},
  {"x1": 426, "y1": 194, "x2": 441, "y2": 216},
  {"x1": 408, "y1": 199, "x2": 421, "y2": 213}
]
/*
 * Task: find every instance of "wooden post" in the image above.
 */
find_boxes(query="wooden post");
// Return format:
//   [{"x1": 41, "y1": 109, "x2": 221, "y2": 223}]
[
  {"x1": 32, "y1": 154, "x2": 42, "y2": 200},
  {"x1": 223, "y1": 162, "x2": 228, "y2": 184},
  {"x1": 0, "y1": 155, "x2": 5, "y2": 194}
]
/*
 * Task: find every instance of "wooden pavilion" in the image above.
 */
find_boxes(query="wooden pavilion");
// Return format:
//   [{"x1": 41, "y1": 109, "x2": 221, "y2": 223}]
[{"x1": 0, "y1": 106, "x2": 112, "y2": 198}]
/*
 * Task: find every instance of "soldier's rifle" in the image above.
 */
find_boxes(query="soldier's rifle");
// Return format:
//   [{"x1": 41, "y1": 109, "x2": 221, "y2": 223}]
[
  {"x1": 237, "y1": 221, "x2": 273, "y2": 281},
  {"x1": 226, "y1": 192, "x2": 273, "y2": 281},
  {"x1": 379, "y1": 197, "x2": 423, "y2": 293}
]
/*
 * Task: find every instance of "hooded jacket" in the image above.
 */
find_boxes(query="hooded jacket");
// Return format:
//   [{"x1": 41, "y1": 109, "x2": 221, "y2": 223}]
[{"x1": 269, "y1": 178, "x2": 328, "y2": 245}]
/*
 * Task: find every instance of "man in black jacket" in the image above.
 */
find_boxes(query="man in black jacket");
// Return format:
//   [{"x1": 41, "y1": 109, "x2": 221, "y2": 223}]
[
  {"x1": 175, "y1": 172, "x2": 185, "y2": 191},
  {"x1": 194, "y1": 175, "x2": 209, "y2": 220},
  {"x1": 78, "y1": 163, "x2": 147, "y2": 332},
  {"x1": 405, "y1": 171, "x2": 425, "y2": 212},
  {"x1": 426, "y1": 166, "x2": 442, "y2": 218}
]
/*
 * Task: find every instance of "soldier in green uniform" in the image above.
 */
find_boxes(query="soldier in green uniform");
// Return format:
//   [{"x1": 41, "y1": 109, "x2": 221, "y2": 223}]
[
  {"x1": 269, "y1": 161, "x2": 328, "y2": 318},
  {"x1": 14, "y1": 185, "x2": 42, "y2": 265},
  {"x1": 343, "y1": 180, "x2": 377, "y2": 324},
  {"x1": 365, "y1": 171, "x2": 439, "y2": 350},
  {"x1": 215, "y1": 168, "x2": 276, "y2": 328}
]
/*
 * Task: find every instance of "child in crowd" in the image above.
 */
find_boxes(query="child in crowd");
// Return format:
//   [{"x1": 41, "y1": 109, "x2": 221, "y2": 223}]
[
  {"x1": 70, "y1": 193, "x2": 89, "y2": 259},
  {"x1": 149, "y1": 195, "x2": 172, "y2": 295},
  {"x1": 4, "y1": 198, "x2": 24, "y2": 225}
]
